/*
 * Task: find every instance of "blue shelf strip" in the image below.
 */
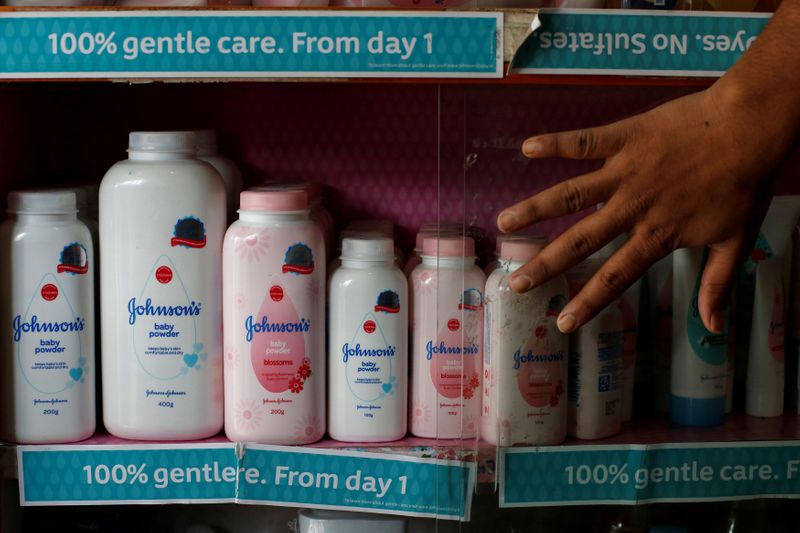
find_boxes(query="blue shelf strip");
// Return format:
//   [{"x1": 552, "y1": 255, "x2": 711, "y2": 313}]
[
  {"x1": 510, "y1": 9, "x2": 770, "y2": 77},
  {"x1": 501, "y1": 441, "x2": 800, "y2": 507},
  {"x1": 17, "y1": 442, "x2": 475, "y2": 520},
  {"x1": 0, "y1": 10, "x2": 502, "y2": 79}
]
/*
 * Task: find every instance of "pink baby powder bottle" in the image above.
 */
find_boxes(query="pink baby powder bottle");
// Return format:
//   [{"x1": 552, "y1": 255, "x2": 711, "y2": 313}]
[
  {"x1": 482, "y1": 239, "x2": 569, "y2": 446},
  {"x1": 410, "y1": 236, "x2": 485, "y2": 439},
  {"x1": 223, "y1": 190, "x2": 326, "y2": 444}
]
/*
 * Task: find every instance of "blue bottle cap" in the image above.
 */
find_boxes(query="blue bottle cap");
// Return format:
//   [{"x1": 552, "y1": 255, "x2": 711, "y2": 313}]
[{"x1": 671, "y1": 395, "x2": 725, "y2": 427}]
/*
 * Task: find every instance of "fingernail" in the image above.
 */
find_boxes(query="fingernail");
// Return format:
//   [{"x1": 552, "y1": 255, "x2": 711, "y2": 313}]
[
  {"x1": 498, "y1": 211, "x2": 517, "y2": 232},
  {"x1": 523, "y1": 139, "x2": 543, "y2": 156},
  {"x1": 557, "y1": 313, "x2": 577, "y2": 334},
  {"x1": 510, "y1": 273, "x2": 532, "y2": 292},
  {"x1": 709, "y1": 310, "x2": 725, "y2": 334}
]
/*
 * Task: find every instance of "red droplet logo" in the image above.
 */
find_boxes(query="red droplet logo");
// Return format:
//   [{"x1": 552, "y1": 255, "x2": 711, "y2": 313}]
[
  {"x1": 156, "y1": 266, "x2": 173, "y2": 284},
  {"x1": 363, "y1": 320, "x2": 376, "y2": 334},
  {"x1": 448, "y1": 319, "x2": 460, "y2": 332},
  {"x1": 535, "y1": 325, "x2": 547, "y2": 339},
  {"x1": 41, "y1": 284, "x2": 58, "y2": 301},
  {"x1": 270, "y1": 285, "x2": 284, "y2": 302}
]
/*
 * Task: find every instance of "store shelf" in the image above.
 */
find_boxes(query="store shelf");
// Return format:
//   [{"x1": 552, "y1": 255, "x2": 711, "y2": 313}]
[
  {"x1": 498, "y1": 414, "x2": 800, "y2": 508},
  {"x1": 7, "y1": 433, "x2": 480, "y2": 520},
  {"x1": 0, "y1": 6, "x2": 768, "y2": 83}
]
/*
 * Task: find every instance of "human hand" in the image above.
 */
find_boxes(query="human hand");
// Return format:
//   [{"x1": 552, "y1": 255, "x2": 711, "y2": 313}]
[{"x1": 497, "y1": 81, "x2": 793, "y2": 334}]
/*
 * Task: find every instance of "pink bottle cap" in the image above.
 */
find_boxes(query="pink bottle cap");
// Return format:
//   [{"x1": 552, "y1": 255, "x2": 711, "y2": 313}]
[
  {"x1": 422, "y1": 236, "x2": 475, "y2": 258},
  {"x1": 501, "y1": 240, "x2": 547, "y2": 262},
  {"x1": 257, "y1": 181, "x2": 322, "y2": 204},
  {"x1": 239, "y1": 190, "x2": 308, "y2": 212},
  {"x1": 415, "y1": 232, "x2": 428, "y2": 251}
]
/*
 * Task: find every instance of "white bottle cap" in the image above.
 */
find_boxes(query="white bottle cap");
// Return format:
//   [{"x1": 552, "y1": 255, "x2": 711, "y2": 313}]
[
  {"x1": 192, "y1": 129, "x2": 218, "y2": 157},
  {"x1": 7, "y1": 189, "x2": 77, "y2": 214},
  {"x1": 341, "y1": 237, "x2": 395, "y2": 262},
  {"x1": 347, "y1": 219, "x2": 394, "y2": 238},
  {"x1": 128, "y1": 131, "x2": 196, "y2": 154}
]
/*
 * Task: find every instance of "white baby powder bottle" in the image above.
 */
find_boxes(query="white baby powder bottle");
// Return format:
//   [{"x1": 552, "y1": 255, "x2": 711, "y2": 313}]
[
  {"x1": 223, "y1": 190, "x2": 326, "y2": 444},
  {"x1": 567, "y1": 258, "x2": 624, "y2": 440},
  {"x1": 194, "y1": 130, "x2": 243, "y2": 227},
  {"x1": 100, "y1": 131, "x2": 225, "y2": 441},
  {"x1": 0, "y1": 190, "x2": 95, "y2": 443},
  {"x1": 410, "y1": 236, "x2": 485, "y2": 439},
  {"x1": 328, "y1": 237, "x2": 408, "y2": 442},
  {"x1": 482, "y1": 240, "x2": 569, "y2": 446}
]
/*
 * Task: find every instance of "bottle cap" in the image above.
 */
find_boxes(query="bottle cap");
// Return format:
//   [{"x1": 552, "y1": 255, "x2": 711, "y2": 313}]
[
  {"x1": 7, "y1": 189, "x2": 77, "y2": 215},
  {"x1": 239, "y1": 190, "x2": 308, "y2": 212},
  {"x1": 422, "y1": 236, "x2": 475, "y2": 258},
  {"x1": 348, "y1": 219, "x2": 394, "y2": 238},
  {"x1": 192, "y1": 129, "x2": 218, "y2": 157},
  {"x1": 128, "y1": 131, "x2": 196, "y2": 154},
  {"x1": 414, "y1": 223, "x2": 463, "y2": 251},
  {"x1": 341, "y1": 237, "x2": 394, "y2": 262},
  {"x1": 670, "y1": 395, "x2": 725, "y2": 427},
  {"x1": 256, "y1": 182, "x2": 323, "y2": 205},
  {"x1": 500, "y1": 239, "x2": 547, "y2": 262}
]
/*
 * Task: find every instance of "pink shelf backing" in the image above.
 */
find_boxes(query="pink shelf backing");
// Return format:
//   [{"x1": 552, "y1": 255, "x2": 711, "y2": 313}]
[{"x1": 1, "y1": 82, "x2": 798, "y2": 260}]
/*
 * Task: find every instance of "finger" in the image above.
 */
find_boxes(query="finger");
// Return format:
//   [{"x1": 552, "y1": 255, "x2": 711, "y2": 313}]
[
  {"x1": 697, "y1": 238, "x2": 750, "y2": 334},
  {"x1": 555, "y1": 225, "x2": 674, "y2": 333},
  {"x1": 508, "y1": 205, "x2": 627, "y2": 295},
  {"x1": 497, "y1": 171, "x2": 617, "y2": 234},
  {"x1": 522, "y1": 122, "x2": 629, "y2": 161}
]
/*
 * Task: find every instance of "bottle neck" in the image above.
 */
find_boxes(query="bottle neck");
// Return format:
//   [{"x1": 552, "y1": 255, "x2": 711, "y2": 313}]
[
  {"x1": 128, "y1": 151, "x2": 195, "y2": 162},
  {"x1": 341, "y1": 258, "x2": 394, "y2": 269},
  {"x1": 12, "y1": 212, "x2": 77, "y2": 224},
  {"x1": 238, "y1": 210, "x2": 309, "y2": 224},
  {"x1": 421, "y1": 255, "x2": 475, "y2": 268}
]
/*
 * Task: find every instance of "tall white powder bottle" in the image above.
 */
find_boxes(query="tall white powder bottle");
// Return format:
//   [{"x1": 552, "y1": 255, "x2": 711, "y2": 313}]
[{"x1": 100, "y1": 131, "x2": 225, "y2": 440}]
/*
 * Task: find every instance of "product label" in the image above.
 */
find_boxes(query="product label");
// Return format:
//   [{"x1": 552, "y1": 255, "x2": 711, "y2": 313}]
[
  {"x1": 429, "y1": 290, "x2": 482, "y2": 400},
  {"x1": 13, "y1": 274, "x2": 89, "y2": 400},
  {"x1": 342, "y1": 307, "x2": 398, "y2": 405},
  {"x1": 57, "y1": 242, "x2": 90, "y2": 275},
  {"x1": 514, "y1": 325, "x2": 563, "y2": 410},
  {"x1": 769, "y1": 285, "x2": 785, "y2": 363},
  {"x1": 130, "y1": 254, "x2": 206, "y2": 386},
  {"x1": 597, "y1": 331, "x2": 623, "y2": 395},
  {"x1": 248, "y1": 282, "x2": 311, "y2": 396}
]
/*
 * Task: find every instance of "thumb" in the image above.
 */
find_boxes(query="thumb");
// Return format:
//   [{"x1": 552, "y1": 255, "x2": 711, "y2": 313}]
[{"x1": 698, "y1": 238, "x2": 750, "y2": 334}]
